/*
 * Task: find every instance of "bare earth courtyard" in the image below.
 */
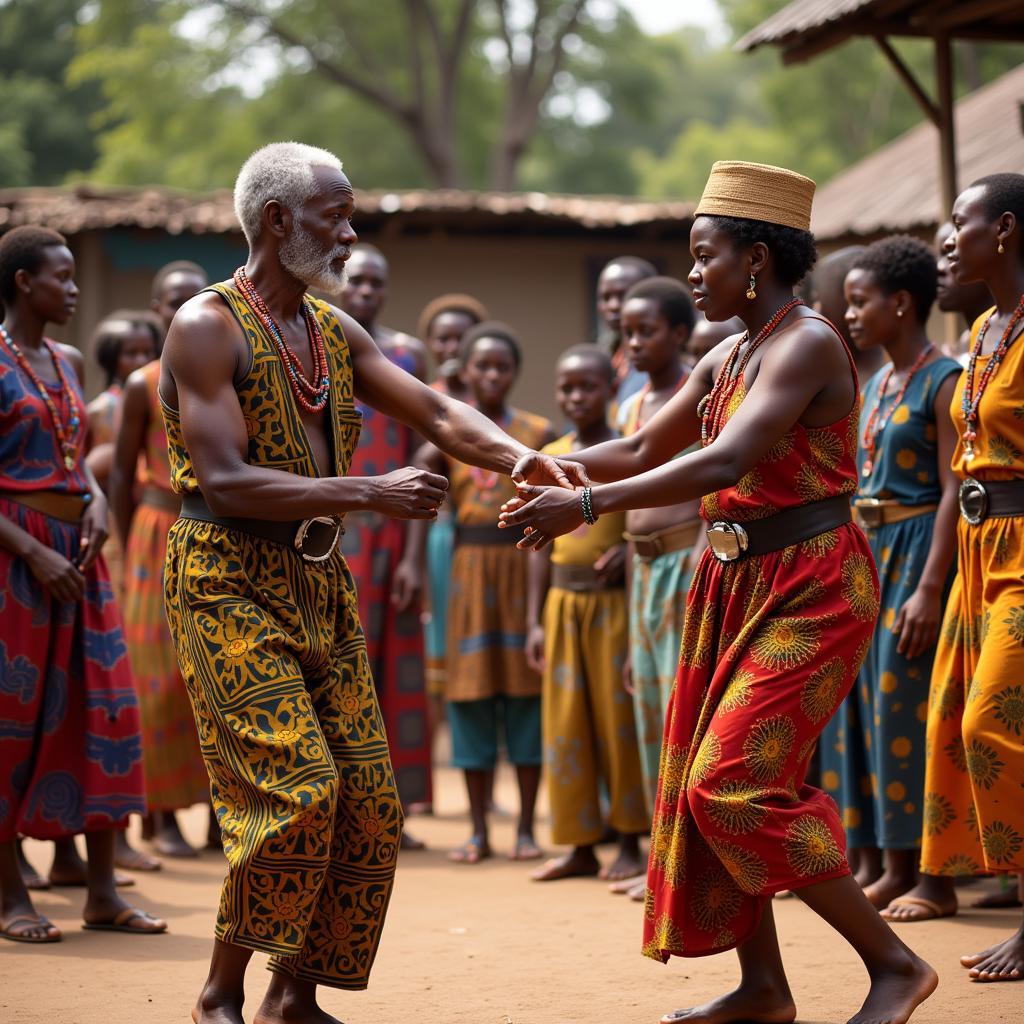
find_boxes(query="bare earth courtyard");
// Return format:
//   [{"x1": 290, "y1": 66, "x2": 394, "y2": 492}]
[{"x1": 4, "y1": 762, "x2": 1021, "y2": 1024}]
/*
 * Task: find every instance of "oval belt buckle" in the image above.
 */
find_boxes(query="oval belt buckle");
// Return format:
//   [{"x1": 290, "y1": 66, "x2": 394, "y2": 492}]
[
  {"x1": 295, "y1": 516, "x2": 343, "y2": 563},
  {"x1": 958, "y1": 477, "x2": 988, "y2": 526},
  {"x1": 707, "y1": 521, "x2": 749, "y2": 563}
]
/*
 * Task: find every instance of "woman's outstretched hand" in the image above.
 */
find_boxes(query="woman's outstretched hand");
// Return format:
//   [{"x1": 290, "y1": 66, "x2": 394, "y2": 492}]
[
  {"x1": 511, "y1": 452, "x2": 591, "y2": 490},
  {"x1": 499, "y1": 483, "x2": 585, "y2": 550}
]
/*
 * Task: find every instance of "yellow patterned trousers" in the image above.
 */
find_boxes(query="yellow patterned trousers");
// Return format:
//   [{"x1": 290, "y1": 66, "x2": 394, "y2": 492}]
[
  {"x1": 164, "y1": 519, "x2": 401, "y2": 990},
  {"x1": 542, "y1": 586, "x2": 647, "y2": 846}
]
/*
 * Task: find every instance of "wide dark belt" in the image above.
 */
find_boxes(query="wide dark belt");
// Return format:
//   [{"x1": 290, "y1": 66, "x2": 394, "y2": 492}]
[
  {"x1": 706, "y1": 495, "x2": 852, "y2": 563},
  {"x1": 179, "y1": 492, "x2": 343, "y2": 563},
  {"x1": 140, "y1": 485, "x2": 182, "y2": 516},
  {"x1": 958, "y1": 477, "x2": 1024, "y2": 526},
  {"x1": 455, "y1": 523, "x2": 522, "y2": 546},
  {"x1": 623, "y1": 518, "x2": 702, "y2": 560}
]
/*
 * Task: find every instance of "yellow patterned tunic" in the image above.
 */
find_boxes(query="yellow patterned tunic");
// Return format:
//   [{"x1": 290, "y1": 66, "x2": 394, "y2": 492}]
[{"x1": 162, "y1": 281, "x2": 400, "y2": 990}]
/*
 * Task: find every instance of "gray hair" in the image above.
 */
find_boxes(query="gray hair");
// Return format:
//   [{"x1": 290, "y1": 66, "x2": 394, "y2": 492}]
[{"x1": 233, "y1": 142, "x2": 344, "y2": 244}]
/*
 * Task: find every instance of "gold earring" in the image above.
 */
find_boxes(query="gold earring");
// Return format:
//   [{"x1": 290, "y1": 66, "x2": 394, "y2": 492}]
[
  {"x1": 998, "y1": 241, "x2": 1005, "y2": 254},
  {"x1": 746, "y1": 274, "x2": 757, "y2": 300}
]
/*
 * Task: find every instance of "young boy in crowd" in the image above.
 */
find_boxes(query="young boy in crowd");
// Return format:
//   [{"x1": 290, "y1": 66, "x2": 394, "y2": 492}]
[
  {"x1": 525, "y1": 346, "x2": 647, "y2": 882},
  {"x1": 409, "y1": 323, "x2": 555, "y2": 863},
  {"x1": 614, "y1": 276, "x2": 705, "y2": 900}
]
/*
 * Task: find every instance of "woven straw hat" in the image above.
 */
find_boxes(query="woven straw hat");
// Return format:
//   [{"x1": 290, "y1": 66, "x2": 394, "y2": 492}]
[{"x1": 695, "y1": 161, "x2": 815, "y2": 232}]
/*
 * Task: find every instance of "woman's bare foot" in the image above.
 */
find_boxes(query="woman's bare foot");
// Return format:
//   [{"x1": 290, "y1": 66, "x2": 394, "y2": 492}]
[
  {"x1": 254, "y1": 975, "x2": 342, "y2": 1024},
  {"x1": 192, "y1": 990, "x2": 245, "y2": 1024},
  {"x1": 660, "y1": 981, "x2": 796, "y2": 1024},
  {"x1": 50, "y1": 840, "x2": 137, "y2": 886},
  {"x1": 880, "y1": 874, "x2": 957, "y2": 922},
  {"x1": 847, "y1": 952, "x2": 937, "y2": 1024},
  {"x1": 151, "y1": 812, "x2": 199, "y2": 859},
  {"x1": 531, "y1": 847, "x2": 600, "y2": 881},
  {"x1": 609, "y1": 871, "x2": 646, "y2": 894},
  {"x1": 960, "y1": 923, "x2": 1024, "y2": 982},
  {"x1": 599, "y1": 835, "x2": 643, "y2": 881},
  {"x1": 853, "y1": 847, "x2": 883, "y2": 889}
]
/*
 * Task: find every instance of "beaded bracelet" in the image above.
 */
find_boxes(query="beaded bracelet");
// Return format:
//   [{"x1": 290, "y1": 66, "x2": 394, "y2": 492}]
[{"x1": 581, "y1": 487, "x2": 598, "y2": 525}]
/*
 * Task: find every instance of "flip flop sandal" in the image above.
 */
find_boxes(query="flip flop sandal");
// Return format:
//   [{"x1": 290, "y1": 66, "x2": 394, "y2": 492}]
[
  {"x1": 447, "y1": 838, "x2": 490, "y2": 864},
  {"x1": 880, "y1": 895, "x2": 956, "y2": 921},
  {"x1": 82, "y1": 908, "x2": 167, "y2": 934},
  {"x1": 509, "y1": 838, "x2": 543, "y2": 862},
  {"x1": 1, "y1": 914, "x2": 62, "y2": 944}
]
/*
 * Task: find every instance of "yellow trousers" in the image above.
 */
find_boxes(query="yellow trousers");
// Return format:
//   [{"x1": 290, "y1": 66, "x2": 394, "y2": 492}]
[
  {"x1": 921, "y1": 514, "x2": 1024, "y2": 876},
  {"x1": 542, "y1": 586, "x2": 647, "y2": 846},
  {"x1": 164, "y1": 519, "x2": 401, "y2": 990}
]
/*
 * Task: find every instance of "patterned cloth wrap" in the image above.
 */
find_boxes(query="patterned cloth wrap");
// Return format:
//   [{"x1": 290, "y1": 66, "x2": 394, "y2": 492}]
[
  {"x1": 540, "y1": 432, "x2": 647, "y2": 847},
  {"x1": 820, "y1": 355, "x2": 960, "y2": 849},
  {"x1": 643, "y1": 318, "x2": 880, "y2": 962},
  {"x1": 0, "y1": 341, "x2": 145, "y2": 841},
  {"x1": 920, "y1": 310, "x2": 1024, "y2": 878},
  {"x1": 162, "y1": 282, "x2": 400, "y2": 990},
  {"x1": 123, "y1": 359, "x2": 208, "y2": 813}
]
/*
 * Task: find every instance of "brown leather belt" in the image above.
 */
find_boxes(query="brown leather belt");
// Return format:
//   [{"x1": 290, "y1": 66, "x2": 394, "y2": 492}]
[
  {"x1": 550, "y1": 562, "x2": 623, "y2": 592},
  {"x1": 624, "y1": 519, "x2": 702, "y2": 560},
  {"x1": 958, "y1": 477, "x2": 1024, "y2": 525},
  {"x1": 140, "y1": 486, "x2": 181, "y2": 516},
  {"x1": 180, "y1": 492, "x2": 343, "y2": 563},
  {"x1": 455, "y1": 523, "x2": 522, "y2": 546},
  {"x1": 706, "y1": 495, "x2": 852, "y2": 563},
  {"x1": 0, "y1": 489, "x2": 88, "y2": 522},
  {"x1": 853, "y1": 499, "x2": 938, "y2": 530}
]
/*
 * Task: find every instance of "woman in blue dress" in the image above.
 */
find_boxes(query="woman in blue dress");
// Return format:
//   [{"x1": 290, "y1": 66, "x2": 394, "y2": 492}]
[{"x1": 834, "y1": 235, "x2": 961, "y2": 909}]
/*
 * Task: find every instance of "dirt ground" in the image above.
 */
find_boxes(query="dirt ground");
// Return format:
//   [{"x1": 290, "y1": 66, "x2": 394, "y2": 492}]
[{"x1": 5, "y1": 759, "x2": 1022, "y2": 1024}]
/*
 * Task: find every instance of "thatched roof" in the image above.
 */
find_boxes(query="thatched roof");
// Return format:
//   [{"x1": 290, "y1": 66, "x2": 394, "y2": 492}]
[{"x1": 0, "y1": 186, "x2": 696, "y2": 238}]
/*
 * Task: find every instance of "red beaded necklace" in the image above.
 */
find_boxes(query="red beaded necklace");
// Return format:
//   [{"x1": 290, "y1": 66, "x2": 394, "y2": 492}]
[
  {"x1": 860, "y1": 343, "x2": 934, "y2": 478},
  {"x1": 233, "y1": 268, "x2": 330, "y2": 413},
  {"x1": 0, "y1": 324, "x2": 82, "y2": 471},
  {"x1": 961, "y1": 294, "x2": 1024, "y2": 465},
  {"x1": 699, "y1": 298, "x2": 802, "y2": 445}
]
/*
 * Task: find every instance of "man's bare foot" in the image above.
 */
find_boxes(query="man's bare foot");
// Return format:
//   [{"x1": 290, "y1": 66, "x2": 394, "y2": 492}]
[
  {"x1": 960, "y1": 924, "x2": 1024, "y2": 982},
  {"x1": 192, "y1": 990, "x2": 245, "y2": 1024},
  {"x1": 880, "y1": 875, "x2": 957, "y2": 922},
  {"x1": 609, "y1": 871, "x2": 646, "y2": 894},
  {"x1": 847, "y1": 952, "x2": 937, "y2": 1023},
  {"x1": 151, "y1": 814, "x2": 199, "y2": 859},
  {"x1": 660, "y1": 981, "x2": 796, "y2": 1024},
  {"x1": 254, "y1": 987, "x2": 342, "y2": 1024},
  {"x1": 531, "y1": 848, "x2": 600, "y2": 882},
  {"x1": 863, "y1": 871, "x2": 916, "y2": 910}
]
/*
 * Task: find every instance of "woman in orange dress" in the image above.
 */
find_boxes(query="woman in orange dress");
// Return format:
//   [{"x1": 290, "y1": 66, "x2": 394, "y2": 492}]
[
  {"x1": 880, "y1": 173, "x2": 1024, "y2": 983},
  {"x1": 503, "y1": 162, "x2": 937, "y2": 1024}
]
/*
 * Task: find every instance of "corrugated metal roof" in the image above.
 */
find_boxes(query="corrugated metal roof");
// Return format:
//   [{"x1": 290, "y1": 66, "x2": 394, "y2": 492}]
[
  {"x1": 812, "y1": 63, "x2": 1024, "y2": 241},
  {"x1": 0, "y1": 186, "x2": 696, "y2": 235}
]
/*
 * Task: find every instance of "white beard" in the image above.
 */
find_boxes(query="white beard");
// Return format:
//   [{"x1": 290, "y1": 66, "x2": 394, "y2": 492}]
[{"x1": 280, "y1": 222, "x2": 349, "y2": 296}]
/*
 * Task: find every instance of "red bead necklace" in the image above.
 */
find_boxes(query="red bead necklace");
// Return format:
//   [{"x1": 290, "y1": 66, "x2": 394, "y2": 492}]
[
  {"x1": 860, "y1": 343, "x2": 934, "y2": 478},
  {"x1": 961, "y1": 294, "x2": 1024, "y2": 465},
  {"x1": 233, "y1": 268, "x2": 330, "y2": 413},
  {"x1": 699, "y1": 298, "x2": 802, "y2": 445},
  {"x1": 0, "y1": 324, "x2": 82, "y2": 472}
]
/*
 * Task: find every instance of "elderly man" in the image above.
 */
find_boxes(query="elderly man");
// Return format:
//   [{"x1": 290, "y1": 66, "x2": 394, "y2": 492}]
[{"x1": 160, "y1": 142, "x2": 570, "y2": 1024}]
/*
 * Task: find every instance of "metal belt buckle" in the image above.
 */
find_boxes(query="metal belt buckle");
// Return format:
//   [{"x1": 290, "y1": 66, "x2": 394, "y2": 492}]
[
  {"x1": 295, "y1": 516, "x2": 343, "y2": 563},
  {"x1": 958, "y1": 477, "x2": 988, "y2": 526},
  {"x1": 853, "y1": 498, "x2": 884, "y2": 529},
  {"x1": 707, "y1": 521, "x2": 749, "y2": 563}
]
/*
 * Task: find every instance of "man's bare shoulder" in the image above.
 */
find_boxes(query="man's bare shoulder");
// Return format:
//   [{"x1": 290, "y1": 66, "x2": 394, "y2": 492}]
[{"x1": 165, "y1": 291, "x2": 244, "y2": 361}]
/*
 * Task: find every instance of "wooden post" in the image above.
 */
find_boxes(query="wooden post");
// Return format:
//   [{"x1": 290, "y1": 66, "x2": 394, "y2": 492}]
[{"x1": 935, "y1": 33, "x2": 957, "y2": 217}]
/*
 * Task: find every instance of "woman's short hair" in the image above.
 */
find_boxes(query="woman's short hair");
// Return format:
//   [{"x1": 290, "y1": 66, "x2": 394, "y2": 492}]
[
  {"x1": 699, "y1": 215, "x2": 818, "y2": 287},
  {"x1": 0, "y1": 226, "x2": 68, "y2": 304},
  {"x1": 851, "y1": 235, "x2": 939, "y2": 323}
]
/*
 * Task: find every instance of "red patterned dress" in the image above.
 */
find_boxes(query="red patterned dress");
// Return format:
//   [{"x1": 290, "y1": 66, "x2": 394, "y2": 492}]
[
  {"x1": 0, "y1": 340, "x2": 145, "y2": 840},
  {"x1": 643, "y1": 322, "x2": 879, "y2": 961}
]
